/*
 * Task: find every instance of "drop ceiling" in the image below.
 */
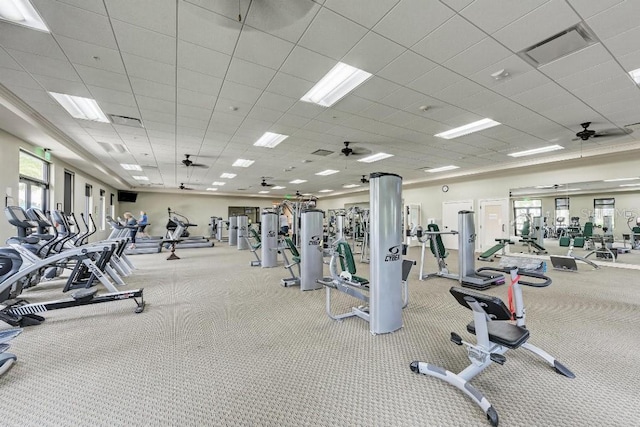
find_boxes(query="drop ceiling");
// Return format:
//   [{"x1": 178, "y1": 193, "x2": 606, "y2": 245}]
[{"x1": 1, "y1": 0, "x2": 639, "y2": 197}]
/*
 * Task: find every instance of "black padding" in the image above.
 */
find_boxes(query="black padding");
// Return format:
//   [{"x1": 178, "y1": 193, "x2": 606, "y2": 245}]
[
  {"x1": 467, "y1": 320, "x2": 530, "y2": 349},
  {"x1": 449, "y1": 287, "x2": 513, "y2": 321}
]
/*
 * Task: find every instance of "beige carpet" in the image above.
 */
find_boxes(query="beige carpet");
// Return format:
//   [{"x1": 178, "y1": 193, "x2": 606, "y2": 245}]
[{"x1": 1, "y1": 243, "x2": 638, "y2": 427}]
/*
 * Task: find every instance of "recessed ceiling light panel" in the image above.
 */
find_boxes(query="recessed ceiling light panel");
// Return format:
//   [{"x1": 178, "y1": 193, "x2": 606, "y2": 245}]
[
  {"x1": 220, "y1": 173, "x2": 237, "y2": 179},
  {"x1": 0, "y1": 0, "x2": 49, "y2": 32},
  {"x1": 289, "y1": 179, "x2": 307, "y2": 184},
  {"x1": 434, "y1": 118, "x2": 500, "y2": 139},
  {"x1": 254, "y1": 132, "x2": 288, "y2": 148},
  {"x1": 120, "y1": 163, "x2": 142, "y2": 171},
  {"x1": 427, "y1": 165, "x2": 459, "y2": 173},
  {"x1": 357, "y1": 153, "x2": 393, "y2": 163},
  {"x1": 315, "y1": 169, "x2": 339, "y2": 176},
  {"x1": 211, "y1": 181, "x2": 225, "y2": 186},
  {"x1": 301, "y1": 62, "x2": 372, "y2": 107},
  {"x1": 133, "y1": 176, "x2": 149, "y2": 181},
  {"x1": 343, "y1": 184, "x2": 361, "y2": 188},
  {"x1": 49, "y1": 92, "x2": 109, "y2": 123},
  {"x1": 508, "y1": 145, "x2": 564, "y2": 157},
  {"x1": 232, "y1": 159, "x2": 255, "y2": 167}
]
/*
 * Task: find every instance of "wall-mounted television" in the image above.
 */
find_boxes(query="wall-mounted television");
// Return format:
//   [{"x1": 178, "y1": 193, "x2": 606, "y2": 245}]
[{"x1": 117, "y1": 191, "x2": 138, "y2": 203}]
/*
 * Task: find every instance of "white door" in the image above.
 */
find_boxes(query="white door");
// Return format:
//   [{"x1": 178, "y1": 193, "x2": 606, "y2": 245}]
[
  {"x1": 478, "y1": 199, "x2": 509, "y2": 252},
  {"x1": 442, "y1": 200, "x2": 474, "y2": 250}
]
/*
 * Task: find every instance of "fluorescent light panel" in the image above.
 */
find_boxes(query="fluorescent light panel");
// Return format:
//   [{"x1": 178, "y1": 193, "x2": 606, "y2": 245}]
[
  {"x1": 0, "y1": 0, "x2": 49, "y2": 32},
  {"x1": 300, "y1": 62, "x2": 372, "y2": 107},
  {"x1": 258, "y1": 190, "x2": 270, "y2": 194},
  {"x1": 427, "y1": 165, "x2": 459, "y2": 173},
  {"x1": 434, "y1": 118, "x2": 501, "y2": 139},
  {"x1": 604, "y1": 177, "x2": 639, "y2": 182},
  {"x1": 206, "y1": 188, "x2": 218, "y2": 191},
  {"x1": 315, "y1": 169, "x2": 339, "y2": 176},
  {"x1": 318, "y1": 189, "x2": 333, "y2": 193},
  {"x1": 211, "y1": 181, "x2": 225, "y2": 186},
  {"x1": 49, "y1": 92, "x2": 109, "y2": 123},
  {"x1": 120, "y1": 163, "x2": 142, "y2": 171},
  {"x1": 289, "y1": 179, "x2": 307, "y2": 184},
  {"x1": 357, "y1": 152, "x2": 393, "y2": 163},
  {"x1": 630, "y1": 68, "x2": 640, "y2": 84},
  {"x1": 619, "y1": 183, "x2": 640, "y2": 187},
  {"x1": 343, "y1": 184, "x2": 360, "y2": 188},
  {"x1": 220, "y1": 173, "x2": 237, "y2": 179},
  {"x1": 272, "y1": 186, "x2": 286, "y2": 190},
  {"x1": 232, "y1": 159, "x2": 255, "y2": 167},
  {"x1": 132, "y1": 176, "x2": 148, "y2": 181},
  {"x1": 508, "y1": 144, "x2": 564, "y2": 157},
  {"x1": 254, "y1": 132, "x2": 288, "y2": 148}
]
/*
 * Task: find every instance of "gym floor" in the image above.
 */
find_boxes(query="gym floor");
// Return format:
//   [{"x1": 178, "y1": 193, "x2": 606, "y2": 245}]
[{"x1": 1, "y1": 244, "x2": 638, "y2": 426}]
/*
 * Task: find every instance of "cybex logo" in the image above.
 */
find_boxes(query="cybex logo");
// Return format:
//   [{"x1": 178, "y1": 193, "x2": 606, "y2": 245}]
[
  {"x1": 468, "y1": 233, "x2": 476, "y2": 244},
  {"x1": 308, "y1": 235, "x2": 322, "y2": 246},
  {"x1": 267, "y1": 230, "x2": 276, "y2": 237},
  {"x1": 384, "y1": 244, "x2": 402, "y2": 262}
]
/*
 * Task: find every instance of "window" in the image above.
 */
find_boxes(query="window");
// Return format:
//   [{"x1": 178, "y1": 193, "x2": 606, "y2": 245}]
[
  {"x1": 555, "y1": 198, "x2": 570, "y2": 228},
  {"x1": 19, "y1": 150, "x2": 50, "y2": 210},
  {"x1": 594, "y1": 198, "x2": 615, "y2": 230},
  {"x1": 63, "y1": 170, "x2": 74, "y2": 214},
  {"x1": 513, "y1": 199, "x2": 542, "y2": 235},
  {"x1": 110, "y1": 193, "x2": 115, "y2": 219},
  {"x1": 85, "y1": 184, "x2": 93, "y2": 225},
  {"x1": 99, "y1": 189, "x2": 106, "y2": 231}
]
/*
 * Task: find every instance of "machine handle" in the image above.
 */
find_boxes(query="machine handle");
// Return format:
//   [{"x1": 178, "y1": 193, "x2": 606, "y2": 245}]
[{"x1": 477, "y1": 267, "x2": 551, "y2": 287}]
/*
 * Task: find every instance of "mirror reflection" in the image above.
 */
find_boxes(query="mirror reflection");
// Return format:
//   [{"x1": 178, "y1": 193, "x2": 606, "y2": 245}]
[{"x1": 509, "y1": 180, "x2": 640, "y2": 267}]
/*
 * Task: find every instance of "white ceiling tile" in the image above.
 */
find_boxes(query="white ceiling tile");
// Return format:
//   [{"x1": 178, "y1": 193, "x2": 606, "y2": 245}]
[
  {"x1": 177, "y1": 68, "x2": 223, "y2": 95},
  {"x1": 33, "y1": 0, "x2": 117, "y2": 49},
  {"x1": 130, "y1": 77, "x2": 175, "y2": 102},
  {"x1": 54, "y1": 0, "x2": 107, "y2": 15},
  {"x1": 177, "y1": 88, "x2": 215, "y2": 109},
  {"x1": 571, "y1": 76, "x2": 638, "y2": 101},
  {"x1": 351, "y1": 76, "x2": 401, "y2": 102},
  {"x1": 105, "y1": 0, "x2": 175, "y2": 36},
  {"x1": 276, "y1": 114, "x2": 311, "y2": 129},
  {"x1": 341, "y1": 32, "x2": 405, "y2": 74},
  {"x1": 280, "y1": 47, "x2": 336, "y2": 82},
  {"x1": 56, "y1": 36, "x2": 125, "y2": 74},
  {"x1": 6, "y1": 49, "x2": 81, "y2": 82},
  {"x1": 140, "y1": 109, "x2": 175, "y2": 124},
  {"x1": 87, "y1": 85, "x2": 136, "y2": 107},
  {"x1": 408, "y1": 66, "x2": 462, "y2": 96},
  {"x1": 381, "y1": 87, "x2": 432, "y2": 110},
  {"x1": 557, "y1": 61, "x2": 626, "y2": 91},
  {"x1": 234, "y1": 28, "x2": 295, "y2": 70},
  {"x1": 433, "y1": 78, "x2": 484, "y2": 103},
  {"x1": 0, "y1": 23, "x2": 65, "y2": 60},
  {"x1": 373, "y1": 0, "x2": 455, "y2": 48},
  {"x1": 298, "y1": 8, "x2": 367, "y2": 60},
  {"x1": 136, "y1": 95, "x2": 175, "y2": 114},
  {"x1": 74, "y1": 65, "x2": 130, "y2": 92},
  {"x1": 460, "y1": 0, "x2": 549, "y2": 34},
  {"x1": 467, "y1": 54, "x2": 534, "y2": 87},
  {"x1": 587, "y1": 1, "x2": 640, "y2": 40},
  {"x1": 179, "y1": 1, "x2": 241, "y2": 54},
  {"x1": 444, "y1": 37, "x2": 512, "y2": 77},
  {"x1": 455, "y1": 90, "x2": 505, "y2": 112},
  {"x1": 122, "y1": 53, "x2": 175, "y2": 86},
  {"x1": 31, "y1": 74, "x2": 92, "y2": 97},
  {"x1": 255, "y1": 92, "x2": 297, "y2": 113},
  {"x1": 489, "y1": 70, "x2": 551, "y2": 97},
  {"x1": 603, "y1": 26, "x2": 640, "y2": 58},
  {"x1": 538, "y1": 43, "x2": 612, "y2": 80},
  {"x1": 618, "y1": 49, "x2": 640, "y2": 72},
  {"x1": 219, "y1": 81, "x2": 263, "y2": 105},
  {"x1": 493, "y1": 0, "x2": 581, "y2": 52},
  {"x1": 331, "y1": 95, "x2": 374, "y2": 114},
  {"x1": 377, "y1": 50, "x2": 436, "y2": 86},
  {"x1": 244, "y1": 0, "x2": 321, "y2": 44},
  {"x1": 178, "y1": 40, "x2": 231, "y2": 78},
  {"x1": 112, "y1": 20, "x2": 175, "y2": 65},
  {"x1": 440, "y1": 0, "x2": 474, "y2": 11},
  {"x1": 266, "y1": 73, "x2": 315, "y2": 99},
  {"x1": 0, "y1": 48, "x2": 22, "y2": 70},
  {"x1": 324, "y1": 0, "x2": 399, "y2": 28},
  {"x1": 359, "y1": 103, "x2": 398, "y2": 121},
  {"x1": 5, "y1": 86, "x2": 52, "y2": 104},
  {"x1": 412, "y1": 15, "x2": 486, "y2": 63},
  {"x1": 0, "y1": 69, "x2": 42, "y2": 90},
  {"x1": 227, "y1": 58, "x2": 277, "y2": 90},
  {"x1": 566, "y1": 0, "x2": 624, "y2": 19}
]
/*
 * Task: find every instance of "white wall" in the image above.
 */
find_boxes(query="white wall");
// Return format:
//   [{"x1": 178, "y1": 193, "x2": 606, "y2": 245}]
[
  {"x1": 0, "y1": 129, "x2": 118, "y2": 243},
  {"x1": 119, "y1": 192, "x2": 277, "y2": 237}
]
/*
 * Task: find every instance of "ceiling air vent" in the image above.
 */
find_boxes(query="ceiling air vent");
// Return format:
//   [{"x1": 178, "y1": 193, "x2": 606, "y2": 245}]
[
  {"x1": 518, "y1": 23, "x2": 597, "y2": 68},
  {"x1": 311, "y1": 149, "x2": 334, "y2": 156},
  {"x1": 108, "y1": 114, "x2": 144, "y2": 128}
]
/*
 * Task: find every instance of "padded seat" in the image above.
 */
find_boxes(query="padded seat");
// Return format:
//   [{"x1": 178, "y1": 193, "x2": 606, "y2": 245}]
[{"x1": 467, "y1": 320, "x2": 530, "y2": 349}]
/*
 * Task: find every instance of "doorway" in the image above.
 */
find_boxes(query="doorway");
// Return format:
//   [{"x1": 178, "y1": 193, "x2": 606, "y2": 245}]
[{"x1": 478, "y1": 198, "x2": 509, "y2": 252}]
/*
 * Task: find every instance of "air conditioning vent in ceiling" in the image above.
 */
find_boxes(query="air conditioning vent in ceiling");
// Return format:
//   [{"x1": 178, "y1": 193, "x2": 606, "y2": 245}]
[
  {"x1": 311, "y1": 149, "x2": 334, "y2": 156},
  {"x1": 518, "y1": 23, "x2": 597, "y2": 68},
  {"x1": 108, "y1": 114, "x2": 144, "y2": 128}
]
